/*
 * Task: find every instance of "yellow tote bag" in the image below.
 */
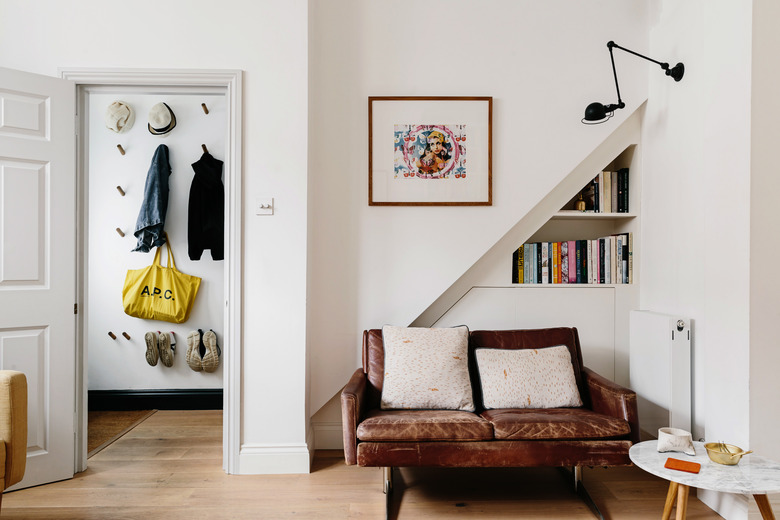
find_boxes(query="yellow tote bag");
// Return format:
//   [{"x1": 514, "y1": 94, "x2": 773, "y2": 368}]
[{"x1": 122, "y1": 236, "x2": 201, "y2": 324}]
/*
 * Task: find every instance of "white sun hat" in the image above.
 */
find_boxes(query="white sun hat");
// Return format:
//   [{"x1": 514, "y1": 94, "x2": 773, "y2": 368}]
[{"x1": 105, "y1": 101, "x2": 135, "y2": 133}]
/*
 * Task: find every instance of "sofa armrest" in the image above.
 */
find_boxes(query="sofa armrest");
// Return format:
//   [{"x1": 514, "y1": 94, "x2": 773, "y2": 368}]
[
  {"x1": 583, "y1": 367, "x2": 640, "y2": 444},
  {"x1": 341, "y1": 368, "x2": 367, "y2": 465}
]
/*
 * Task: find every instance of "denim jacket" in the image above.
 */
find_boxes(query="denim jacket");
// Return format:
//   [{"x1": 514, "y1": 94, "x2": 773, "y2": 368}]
[{"x1": 132, "y1": 144, "x2": 171, "y2": 252}]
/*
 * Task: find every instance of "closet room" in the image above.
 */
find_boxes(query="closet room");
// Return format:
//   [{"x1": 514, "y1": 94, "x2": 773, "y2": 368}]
[{"x1": 86, "y1": 88, "x2": 226, "y2": 404}]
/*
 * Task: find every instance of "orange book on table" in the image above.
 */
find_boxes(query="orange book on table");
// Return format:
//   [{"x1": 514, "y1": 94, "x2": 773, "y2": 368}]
[{"x1": 664, "y1": 457, "x2": 701, "y2": 474}]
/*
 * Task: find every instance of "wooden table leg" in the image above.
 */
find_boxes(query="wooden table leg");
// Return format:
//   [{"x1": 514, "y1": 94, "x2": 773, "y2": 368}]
[
  {"x1": 675, "y1": 484, "x2": 689, "y2": 520},
  {"x1": 662, "y1": 481, "x2": 679, "y2": 520},
  {"x1": 754, "y1": 494, "x2": 776, "y2": 520}
]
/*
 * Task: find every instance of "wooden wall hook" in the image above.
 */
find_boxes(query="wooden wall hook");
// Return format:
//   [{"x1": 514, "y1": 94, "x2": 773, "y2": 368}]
[
  {"x1": 117, "y1": 144, "x2": 125, "y2": 155},
  {"x1": 116, "y1": 228, "x2": 125, "y2": 237},
  {"x1": 122, "y1": 332, "x2": 131, "y2": 340},
  {"x1": 108, "y1": 331, "x2": 117, "y2": 340},
  {"x1": 201, "y1": 103, "x2": 209, "y2": 115},
  {"x1": 202, "y1": 144, "x2": 208, "y2": 154},
  {"x1": 116, "y1": 186, "x2": 126, "y2": 196}
]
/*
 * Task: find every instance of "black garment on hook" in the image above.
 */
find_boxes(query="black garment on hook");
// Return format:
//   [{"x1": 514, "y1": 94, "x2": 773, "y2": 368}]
[{"x1": 188, "y1": 151, "x2": 224, "y2": 261}]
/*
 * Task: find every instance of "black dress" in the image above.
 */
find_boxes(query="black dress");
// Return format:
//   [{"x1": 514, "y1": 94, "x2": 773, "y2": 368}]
[{"x1": 188, "y1": 152, "x2": 224, "y2": 261}]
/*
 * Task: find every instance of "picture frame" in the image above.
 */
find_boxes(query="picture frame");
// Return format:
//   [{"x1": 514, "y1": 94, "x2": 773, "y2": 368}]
[{"x1": 368, "y1": 96, "x2": 492, "y2": 206}]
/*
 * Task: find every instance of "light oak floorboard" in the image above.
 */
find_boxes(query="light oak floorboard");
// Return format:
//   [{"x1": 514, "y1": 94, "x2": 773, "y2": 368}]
[{"x1": 3, "y1": 410, "x2": 722, "y2": 519}]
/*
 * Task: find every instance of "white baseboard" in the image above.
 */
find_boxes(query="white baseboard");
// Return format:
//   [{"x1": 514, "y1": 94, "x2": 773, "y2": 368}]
[
  {"x1": 239, "y1": 441, "x2": 312, "y2": 474},
  {"x1": 698, "y1": 488, "x2": 749, "y2": 519},
  {"x1": 312, "y1": 421, "x2": 344, "y2": 450}
]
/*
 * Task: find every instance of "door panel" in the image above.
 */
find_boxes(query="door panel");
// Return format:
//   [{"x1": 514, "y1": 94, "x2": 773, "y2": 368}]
[{"x1": 0, "y1": 67, "x2": 76, "y2": 489}]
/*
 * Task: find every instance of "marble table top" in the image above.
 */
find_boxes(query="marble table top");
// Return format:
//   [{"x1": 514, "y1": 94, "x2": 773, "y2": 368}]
[{"x1": 630, "y1": 440, "x2": 780, "y2": 495}]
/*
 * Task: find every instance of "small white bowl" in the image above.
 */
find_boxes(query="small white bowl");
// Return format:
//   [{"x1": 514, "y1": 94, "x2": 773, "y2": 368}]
[{"x1": 657, "y1": 427, "x2": 695, "y2": 456}]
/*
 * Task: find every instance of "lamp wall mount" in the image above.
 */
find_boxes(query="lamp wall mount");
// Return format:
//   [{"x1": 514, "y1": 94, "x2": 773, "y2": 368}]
[{"x1": 583, "y1": 40, "x2": 684, "y2": 124}]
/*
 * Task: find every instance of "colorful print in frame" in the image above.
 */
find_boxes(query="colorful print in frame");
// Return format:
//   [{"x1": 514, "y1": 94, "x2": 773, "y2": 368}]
[
  {"x1": 369, "y1": 97, "x2": 492, "y2": 206},
  {"x1": 394, "y1": 124, "x2": 467, "y2": 180}
]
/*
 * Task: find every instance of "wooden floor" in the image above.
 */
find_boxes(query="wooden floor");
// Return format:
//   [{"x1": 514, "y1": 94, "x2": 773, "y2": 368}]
[{"x1": 2, "y1": 410, "x2": 723, "y2": 519}]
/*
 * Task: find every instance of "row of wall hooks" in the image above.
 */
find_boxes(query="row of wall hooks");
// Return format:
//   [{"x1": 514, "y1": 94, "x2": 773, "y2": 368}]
[
  {"x1": 116, "y1": 143, "x2": 210, "y2": 156},
  {"x1": 108, "y1": 331, "x2": 131, "y2": 340}
]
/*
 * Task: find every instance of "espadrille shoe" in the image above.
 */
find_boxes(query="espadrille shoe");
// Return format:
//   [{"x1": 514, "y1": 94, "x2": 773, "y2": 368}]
[
  {"x1": 144, "y1": 331, "x2": 159, "y2": 366},
  {"x1": 158, "y1": 331, "x2": 175, "y2": 367},
  {"x1": 186, "y1": 329, "x2": 204, "y2": 372},
  {"x1": 202, "y1": 329, "x2": 221, "y2": 373}
]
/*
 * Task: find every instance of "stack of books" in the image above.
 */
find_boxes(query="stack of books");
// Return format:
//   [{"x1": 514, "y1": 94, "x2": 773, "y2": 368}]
[
  {"x1": 583, "y1": 167, "x2": 629, "y2": 213},
  {"x1": 512, "y1": 233, "x2": 633, "y2": 284}
]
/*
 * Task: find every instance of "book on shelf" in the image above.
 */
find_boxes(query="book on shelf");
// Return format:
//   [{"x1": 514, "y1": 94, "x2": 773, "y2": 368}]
[
  {"x1": 567, "y1": 240, "x2": 576, "y2": 283},
  {"x1": 598, "y1": 238, "x2": 607, "y2": 283},
  {"x1": 512, "y1": 245, "x2": 524, "y2": 284},
  {"x1": 603, "y1": 172, "x2": 612, "y2": 213},
  {"x1": 511, "y1": 233, "x2": 633, "y2": 285},
  {"x1": 535, "y1": 243, "x2": 541, "y2": 284},
  {"x1": 611, "y1": 174, "x2": 618, "y2": 215}
]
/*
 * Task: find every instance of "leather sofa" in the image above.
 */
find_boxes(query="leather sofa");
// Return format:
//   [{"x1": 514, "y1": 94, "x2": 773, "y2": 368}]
[{"x1": 341, "y1": 327, "x2": 639, "y2": 509}]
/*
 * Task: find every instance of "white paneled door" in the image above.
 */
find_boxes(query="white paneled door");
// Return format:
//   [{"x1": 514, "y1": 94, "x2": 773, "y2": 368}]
[{"x1": 0, "y1": 67, "x2": 76, "y2": 489}]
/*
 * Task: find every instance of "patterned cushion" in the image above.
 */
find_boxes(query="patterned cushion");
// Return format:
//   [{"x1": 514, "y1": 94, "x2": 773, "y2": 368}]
[
  {"x1": 475, "y1": 345, "x2": 583, "y2": 409},
  {"x1": 380, "y1": 325, "x2": 474, "y2": 411}
]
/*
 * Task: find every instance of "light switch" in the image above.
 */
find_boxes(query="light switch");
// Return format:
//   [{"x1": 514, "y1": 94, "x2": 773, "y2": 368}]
[{"x1": 256, "y1": 197, "x2": 274, "y2": 216}]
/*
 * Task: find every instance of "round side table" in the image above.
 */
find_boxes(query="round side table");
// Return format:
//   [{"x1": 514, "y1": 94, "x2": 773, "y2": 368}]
[{"x1": 629, "y1": 440, "x2": 780, "y2": 520}]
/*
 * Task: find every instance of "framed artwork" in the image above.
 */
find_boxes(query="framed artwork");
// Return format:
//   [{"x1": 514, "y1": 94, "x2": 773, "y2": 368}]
[{"x1": 368, "y1": 96, "x2": 492, "y2": 206}]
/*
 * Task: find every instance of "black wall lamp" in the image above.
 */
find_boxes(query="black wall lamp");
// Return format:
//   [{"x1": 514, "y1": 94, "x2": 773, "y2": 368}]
[{"x1": 583, "y1": 41, "x2": 684, "y2": 124}]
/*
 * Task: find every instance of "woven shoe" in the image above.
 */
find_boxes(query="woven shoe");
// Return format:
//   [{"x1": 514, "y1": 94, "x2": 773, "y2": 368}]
[
  {"x1": 202, "y1": 329, "x2": 221, "y2": 373},
  {"x1": 186, "y1": 329, "x2": 203, "y2": 372},
  {"x1": 144, "y1": 331, "x2": 159, "y2": 367},
  {"x1": 159, "y1": 331, "x2": 175, "y2": 367}
]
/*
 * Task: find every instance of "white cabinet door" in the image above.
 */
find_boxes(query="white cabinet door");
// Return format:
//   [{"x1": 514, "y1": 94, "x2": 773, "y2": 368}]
[{"x1": 0, "y1": 67, "x2": 76, "y2": 489}]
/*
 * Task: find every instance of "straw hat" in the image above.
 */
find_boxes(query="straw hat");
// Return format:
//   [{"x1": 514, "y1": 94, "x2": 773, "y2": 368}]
[{"x1": 147, "y1": 102, "x2": 177, "y2": 135}]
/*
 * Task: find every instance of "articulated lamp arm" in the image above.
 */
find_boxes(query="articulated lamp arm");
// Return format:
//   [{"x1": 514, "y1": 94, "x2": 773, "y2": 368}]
[{"x1": 583, "y1": 41, "x2": 684, "y2": 124}]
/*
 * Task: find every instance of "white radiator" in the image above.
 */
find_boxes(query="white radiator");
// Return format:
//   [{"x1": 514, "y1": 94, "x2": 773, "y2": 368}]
[{"x1": 629, "y1": 311, "x2": 692, "y2": 437}]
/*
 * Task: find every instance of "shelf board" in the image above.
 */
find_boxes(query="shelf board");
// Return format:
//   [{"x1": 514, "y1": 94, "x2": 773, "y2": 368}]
[
  {"x1": 500, "y1": 284, "x2": 634, "y2": 288},
  {"x1": 551, "y1": 211, "x2": 637, "y2": 221}
]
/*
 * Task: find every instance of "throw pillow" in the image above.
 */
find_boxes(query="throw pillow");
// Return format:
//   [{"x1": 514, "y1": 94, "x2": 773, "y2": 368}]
[
  {"x1": 475, "y1": 345, "x2": 583, "y2": 409},
  {"x1": 380, "y1": 325, "x2": 474, "y2": 411}
]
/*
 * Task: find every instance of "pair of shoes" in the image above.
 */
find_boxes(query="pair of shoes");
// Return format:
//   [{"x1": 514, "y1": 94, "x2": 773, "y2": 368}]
[
  {"x1": 144, "y1": 331, "x2": 176, "y2": 367},
  {"x1": 186, "y1": 329, "x2": 220, "y2": 373}
]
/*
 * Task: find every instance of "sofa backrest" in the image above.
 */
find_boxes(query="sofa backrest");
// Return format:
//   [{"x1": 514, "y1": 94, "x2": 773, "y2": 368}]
[{"x1": 361, "y1": 327, "x2": 589, "y2": 411}]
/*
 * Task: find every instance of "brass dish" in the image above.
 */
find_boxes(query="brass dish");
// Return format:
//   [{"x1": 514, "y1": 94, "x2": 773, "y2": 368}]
[{"x1": 704, "y1": 442, "x2": 753, "y2": 465}]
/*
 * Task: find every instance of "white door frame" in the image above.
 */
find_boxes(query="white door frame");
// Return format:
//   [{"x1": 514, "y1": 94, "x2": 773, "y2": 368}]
[{"x1": 61, "y1": 68, "x2": 242, "y2": 474}]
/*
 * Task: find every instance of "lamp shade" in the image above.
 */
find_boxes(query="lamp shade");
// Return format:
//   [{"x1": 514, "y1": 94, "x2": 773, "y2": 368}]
[{"x1": 582, "y1": 102, "x2": 609, "y2": 124}]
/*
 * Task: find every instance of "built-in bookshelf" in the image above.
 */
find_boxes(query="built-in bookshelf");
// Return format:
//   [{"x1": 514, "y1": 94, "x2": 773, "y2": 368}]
[{"x1": 512, "y1": 145, "x2": 638, "y2": 286}]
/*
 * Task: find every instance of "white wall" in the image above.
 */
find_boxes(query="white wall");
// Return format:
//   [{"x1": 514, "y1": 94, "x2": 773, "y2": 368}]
[
  {"x1": 644, "y1": 1, "x2": 752, "y2": 517},
  {"x1": 750, "y1": 1, "x2": 780, "y2": 516},
  {"x1": 308, "y1": 0, "x2": 650, "y2": 414},
  {"x1": 644, "y1": 0, "x2": 751, "y2": 446},
  {"x1": 0, "y1": 0, "x2": 310, "y2": 472}
]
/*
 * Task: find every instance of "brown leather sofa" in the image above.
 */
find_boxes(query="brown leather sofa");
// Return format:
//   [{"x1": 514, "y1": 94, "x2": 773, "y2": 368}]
[{"x1": 341, "y1": 327, "x2": 639, "y2": 514}]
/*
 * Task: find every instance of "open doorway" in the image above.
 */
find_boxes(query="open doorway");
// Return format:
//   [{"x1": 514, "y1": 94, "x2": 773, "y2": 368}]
[{"x1": 65, "y1": 70, "x2": 242, "y2": 475}]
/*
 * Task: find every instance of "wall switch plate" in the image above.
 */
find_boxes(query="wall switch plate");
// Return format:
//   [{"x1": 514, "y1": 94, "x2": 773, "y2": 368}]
[{"x1": 255, "y1": 197, "x2": 274, "y2": 215}]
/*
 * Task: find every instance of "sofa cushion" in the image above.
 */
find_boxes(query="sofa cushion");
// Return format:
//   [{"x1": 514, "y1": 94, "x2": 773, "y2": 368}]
[
  {"x1": 482, "y1": 408, "x2": 631, "y2": 440},
  {"x1": 475, "y1": 345, "x2": 582, "y2": 409},
  {"x1": 380, "y1": 325, "x2": 474, "y2": 411},
  {"x1": 357, "y1": 409, "x2": 493, "y2": 441}
]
